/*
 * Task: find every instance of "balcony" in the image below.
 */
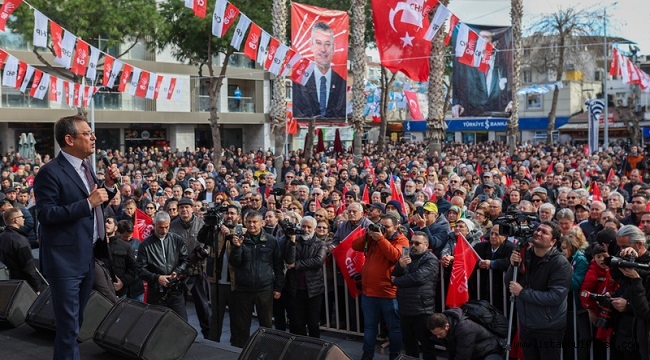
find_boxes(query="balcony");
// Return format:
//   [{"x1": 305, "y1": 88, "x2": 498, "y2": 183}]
[
  {"x1": 228, "y1": 96, "x2": 255, "y2": 112},
  {"x1": 1, "y1": 87, "x2": 48, "y2": 108}
]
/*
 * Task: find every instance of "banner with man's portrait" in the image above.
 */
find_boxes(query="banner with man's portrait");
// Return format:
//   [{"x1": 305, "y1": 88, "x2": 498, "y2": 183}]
[
  {"x1": 450, "y1": 24, "x2": 513, "y2": 118},
  {"x1": 291, "y1": 3, "x2": 349, "y2": 119}
]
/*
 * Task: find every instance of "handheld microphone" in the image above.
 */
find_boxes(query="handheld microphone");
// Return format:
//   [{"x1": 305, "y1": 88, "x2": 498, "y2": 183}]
[{"x1": 101, "y1": 156, "x2": 122, "y2": 187}]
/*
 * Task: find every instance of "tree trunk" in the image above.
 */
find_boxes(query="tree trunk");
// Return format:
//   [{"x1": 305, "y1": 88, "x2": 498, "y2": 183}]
[
  {"x1": 271, "y1": 0, "x2": 288, "y2": 171},
  {"x1": 209, "y1": 51, "x2": 233, "y2": 169},
  {"x1": 509, "y1": 0, "x2": 523, "y2": 153},
  {"x1": 378, "y1": 67, "x2": 395, "y2": 148},
  {"x1": 304, "y1": 118, "x2": 316, "y2": 161},
  {"x1": 427, "y1": 0, "x2": 450, "y2": 156},
  {"x1": 546, "y1": 34, "x2": 565, "y2": 144},
  {"x1": 351, "y1": 0, "x2": 366, "y2": 162}
]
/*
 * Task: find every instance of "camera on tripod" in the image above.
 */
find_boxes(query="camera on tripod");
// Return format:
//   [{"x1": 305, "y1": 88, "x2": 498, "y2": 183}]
[
  {"x1": 580, "y1": 291, "x2": 615, "y2": 328},
  {"x1": 278, "y1": 219, "x2": 305, "y2": 236},
  {"x1": 203, "y1": 203, "x2": 228, "y2": 227},
  {"x1": 496, "y1": 210, "x2": 538, "y2": 240}
]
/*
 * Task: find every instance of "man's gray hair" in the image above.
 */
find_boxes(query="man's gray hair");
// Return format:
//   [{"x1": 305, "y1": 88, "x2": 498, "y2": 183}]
[
  {"x1": 301, "y1": 216, "x2": 317, "y2": 229},
  {"x1": 539, "y1": 203, "x2": 556, "y2": 215},
  {"x1": 617, "y1": 225, "x2": 646, "y2": 245},
  {"x1": 556, "y1": 208, "x2": 574, "y2": 222},
  {"x1": 153, "y1": 211, "x2": 171, "y2": 224},
  {"x1": 609, "y1": 191, "x2": 624, "y2": 203}
]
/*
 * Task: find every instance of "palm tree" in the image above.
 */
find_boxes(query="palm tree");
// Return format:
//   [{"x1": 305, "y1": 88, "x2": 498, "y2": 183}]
[
  {"x1": 427, "y1": 0, "x2": 450, "y2": 156},
  {"x1": 509, "y1": 0, "x2": 523, "y2": 152},
  {"x1": 351, "y1": 0, "x2": 367, "y2": 162},
  {"x1": 271, "y1": 0, "x2": 288, "y2": 170}
]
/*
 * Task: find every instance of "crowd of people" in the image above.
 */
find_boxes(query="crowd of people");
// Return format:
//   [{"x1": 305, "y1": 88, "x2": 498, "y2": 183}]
[{"x1": 2, "y1": 136, "x2": 650, "y2": 360}]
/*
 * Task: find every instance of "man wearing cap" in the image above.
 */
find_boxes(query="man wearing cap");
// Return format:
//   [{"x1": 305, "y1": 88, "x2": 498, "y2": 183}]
[
  {"x1": 367, "y1": 203, "x2": 385, "y2": 224},
  {"x1": 411, "y1": 201, "x2": 451, "y2": 258},
  {"x1": 472, "y1": 172, "x2": 495, "y2": 201},
  {"x1": 170, "y1": 197, "x2": 210, "y2": 338}
]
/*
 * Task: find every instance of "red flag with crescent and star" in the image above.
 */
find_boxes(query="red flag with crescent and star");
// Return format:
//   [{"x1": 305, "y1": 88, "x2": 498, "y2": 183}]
[
  {"x1": 371, "y1": 0, "x2": 436, "y2": 82},
  {"x1": 404, "y1": 90, "x2": 424, "y2": 120}
]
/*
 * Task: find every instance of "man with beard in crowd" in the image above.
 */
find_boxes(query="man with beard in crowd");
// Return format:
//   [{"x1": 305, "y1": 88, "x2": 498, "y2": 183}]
[{"x1": 169, "y1": 197, "x2": 210, "y2": 338}]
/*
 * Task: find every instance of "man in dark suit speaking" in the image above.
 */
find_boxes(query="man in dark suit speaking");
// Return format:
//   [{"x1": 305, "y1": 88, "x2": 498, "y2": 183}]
[
  {"x1": 34, "y1": 115, "x2": 120, "y2": 360},
  {"x1": 292, "y1": 21, "x2": 346, "y2": 119}
]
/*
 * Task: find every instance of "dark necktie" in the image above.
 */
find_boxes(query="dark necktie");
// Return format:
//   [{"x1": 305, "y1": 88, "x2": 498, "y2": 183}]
[
  {"x1": 82, "y1": 161, "x2": 105, "y2": 241},
  {"x1": 319, "y1": 76, "x2": 327, "y2": 117}
]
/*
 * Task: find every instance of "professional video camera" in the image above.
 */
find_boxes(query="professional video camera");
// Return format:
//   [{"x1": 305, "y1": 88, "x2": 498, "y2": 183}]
[
  {"x1": 194, "y1": 244, "x2": 210, "y2": 260},
  {"x1": 278, "y1": 218, "x2": 305, "y2": 236},
  {"x1": 496, "y1": 210, "x2": 538, "y2": 241},
  {"x1": 160, "y1": 274, "x2": 191, "y2": 301},
  {"x1": 203, "y1": 203, "x2": 228, "y2": 227},
  {"x1": 580, "y1": 291, "x2": 615, "y2": 328},
  {"x1": 605, "y1": 254, "x2": 650, "y2": 271},
  {"x1": 368, "y1": 223, "x2": 385, "y2": 233}
]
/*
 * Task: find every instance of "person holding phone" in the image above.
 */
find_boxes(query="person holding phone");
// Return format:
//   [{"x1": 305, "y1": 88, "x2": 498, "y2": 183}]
[{"x1": 392, "y1": 231, "x2": 439, "y2": 360}]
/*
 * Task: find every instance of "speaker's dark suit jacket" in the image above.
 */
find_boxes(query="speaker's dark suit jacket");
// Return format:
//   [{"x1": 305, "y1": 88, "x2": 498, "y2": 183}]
[
  {"x1": 292, "y1": 69, "x2": 346, "y2": 119},
  {"x1": 34, "y1": 151, "x2": 115, "y2": 360}
]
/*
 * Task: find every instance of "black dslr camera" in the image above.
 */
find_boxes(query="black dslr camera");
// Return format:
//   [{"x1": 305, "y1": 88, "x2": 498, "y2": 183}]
[
  {"x1": 605, "y1": 254, "x2": 650, "y2": 271},
  {"x1": 278, "y1": 219, "x2": 305, "y2": 236},
  {"x1": 580, "y1": 291, "x2": 614, "y2": 328},
  {"x1": 368, "y1": 223, "x2": 385, "y2": 233}
]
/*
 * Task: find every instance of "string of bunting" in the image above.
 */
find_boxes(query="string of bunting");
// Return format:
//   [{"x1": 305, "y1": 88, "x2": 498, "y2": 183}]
[
  {"x1": 0, "y1": 0, "x2": 184, "y2": 105},
  {"x1": 610, "y1": 47, "x2": 650, "y2": 92}
]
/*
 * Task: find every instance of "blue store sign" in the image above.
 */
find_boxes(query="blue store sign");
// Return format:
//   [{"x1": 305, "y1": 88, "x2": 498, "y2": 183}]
[
  {"x1": 444, "y1": 116, "x2": 569, "y2": 131},
  {"x1": 403, "y1": 120, "x2": 428, "y2": 132},
  {"x1": 643, "y1": 127, "x2": 650, "y2": 137}
]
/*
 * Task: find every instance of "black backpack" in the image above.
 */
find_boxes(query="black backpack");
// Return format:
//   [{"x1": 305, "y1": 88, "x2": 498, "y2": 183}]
[{"x1": 461, "y1": 299, "x2": 508, "y2": 339}]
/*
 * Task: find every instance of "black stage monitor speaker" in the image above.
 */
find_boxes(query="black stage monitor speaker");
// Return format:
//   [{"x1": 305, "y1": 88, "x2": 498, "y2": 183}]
[
  {"x1": 25, "y1": 288, "x2": 113, "y2": 342},
  {"x1": 93, "y1": 298, "x2": 197, "y2": 360},
  {"x1": 238, "y1": 327, "x2": 351, "y2": 360},
  {"x1": 0, "y1": 280, "x2": 37, "y2": 327}
]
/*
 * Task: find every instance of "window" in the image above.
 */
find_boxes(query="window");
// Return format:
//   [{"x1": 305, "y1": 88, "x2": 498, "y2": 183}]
[
  {"x1": 594, "y1": 70, "x2": 602, "y2": 81},
  {"x1": 523, "y1": 70, "x2": 532, "y2": 83},
  {"x1": 527, "y1": 94, "x2": 542, "y2": 110}
]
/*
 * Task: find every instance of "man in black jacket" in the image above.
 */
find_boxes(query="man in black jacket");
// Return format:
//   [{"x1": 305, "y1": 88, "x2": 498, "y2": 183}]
[
  {"x1": 93, "y1": 216, "x2": 139, "y2": 300},
  {"x1": 284, "y1": 216, "x2": 327, "y2": 338},
  {"x1": 138, "y1": 211, "x2": 189, "y2": 320},
  {"x1": 506, "y1": 221, "x2": 572, "y2": 360},
  {"x1": 427, "y1": 308, "x2": 503, "y2": 360},
  {"x1": 229, "y1": 210, "x2": 285, "y2": 348},
  {"x1": 392, "y1": 231, "x2": 439, "y2": 360},
  {"x1": 0, "y1": 207, "x2": 47, "y2": 293}
]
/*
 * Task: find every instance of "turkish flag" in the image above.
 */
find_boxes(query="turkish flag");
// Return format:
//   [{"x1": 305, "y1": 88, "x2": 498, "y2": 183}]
[
  {"x1": 389, "y1": 175, "x2": 408, "y2": 215},
  {"x1": 404, "y1": 90, "x2": 424, "y2": 120},
  {"x1": 71, "y1": 39, "x2": 89, "y2": 75},
  {"x1": 0, "y1": 0, "x2": 23, "y2": 31},
  {"x1": 331, "y1": 225, "x2": 367, "y2": 298},
  {"x1": 135, "y1": 71, "x2": 150, "y2": 98},
  {"x1": 118, "y1": 64, "x2": 133, "y2": 92},
  {"x1": 133, "y1": 209, "x2": 153, "y2": 241},
  {"x1": 591, "y1": 181, "x2": 602, "y2": 202},
  {"x1": 371, "y1": 0, "x2": 436, "y2": 82},
  {"x1": 243, "y1": 22, "x2": 262, "y2": 61},
  {"x1": 609, "y1": 47, "x2": 619, "y2": 77},
  {"x1": 606, "y1": 168, "x2": 615, "y2": 184},
  {"x1": 446, "y1": 234, "x2": 480, "y2": 308},
  {"x1": 286, "y1": 107, "x2": 298, "y2": 135},
  {"x1": 361, "y1": 184, "x2": 370, "y2": 204}
]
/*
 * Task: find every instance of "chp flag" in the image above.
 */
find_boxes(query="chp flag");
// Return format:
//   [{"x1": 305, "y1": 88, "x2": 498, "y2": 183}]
[
  {"x1": 331, "y1": 225, "x2": 367, "y2": 298},
  {"x1": 446, "y1": 234, "x2": 481, "y2": 308}
]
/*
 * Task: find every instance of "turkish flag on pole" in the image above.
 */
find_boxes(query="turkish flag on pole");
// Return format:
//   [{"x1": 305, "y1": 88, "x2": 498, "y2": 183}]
[
  {"x1": 404, "y1": 90, "x2": 424, "y2": 120},
  {"x1": 446, "y1": 234, "x2": 481, "y2": 308},
  {"x1": 389, "y1": 176, "x2": 408, "y2": 215},
  {"x1": 361, "y1": 185, "x2": 370, "y2": 204},
  {"x1": 609, "y1": 47, "x2": 619, "y2": 77},
  {"x1": 0, "y1": 0, "x2": 23, "y2": 31},
  {"x1": 606, "y1": 168, "x2": 615, "y2": 184},
  {"x1": 286, "y1": 107, "x2": 298, "y2": 135},
  {"x1": 331, "y1": 225, "x2": 367, "y2": 298},
  {"x1": 371, "y1": 0, "x2": 437, "y2": 82}
]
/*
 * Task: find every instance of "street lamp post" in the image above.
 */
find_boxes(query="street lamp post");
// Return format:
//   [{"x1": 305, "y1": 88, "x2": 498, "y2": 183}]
[{"x1": 603, "y1": 7, "x2": 609, "y2": 150}]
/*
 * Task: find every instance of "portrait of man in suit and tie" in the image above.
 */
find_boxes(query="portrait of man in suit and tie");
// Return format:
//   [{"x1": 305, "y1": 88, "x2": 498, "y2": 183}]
[
  {"x1": 451, "y1": 26, "x2": 513, "y2": 118},
  {"x1": 292, "y1": 21, "x2": 347, "y2": 119},
  {"x1": 34, "y1": 115, "x2": 120, "y2": 360}
]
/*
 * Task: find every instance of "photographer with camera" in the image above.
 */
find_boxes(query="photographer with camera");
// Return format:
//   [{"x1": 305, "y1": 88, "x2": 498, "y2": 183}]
[
  {"x1": 505, "y1": 221, "x2": 572, "y2": 360},
  {"x1": 169, "y1": 197, "x2": 210, "y2": 338},
  {"x1": 410, "y1": 201, "x2": 451, "y2": 258},
  {"x1": 352, "y1": 212, "x2": 409, "y2": 360},
  {"x1": 228, "y1": 210, "x2": 285, "y2": 348},
  {"x1": 138, "y1": 211, "x2": 189, "y2": 320},
  {"x1": 609, "y1": 225, "x2": 650, "y2": 358},
  {"x1": 283, "y1": 216, "x2": 327, "y2": 338},
  {"x1": 197, "y1": 203, "x2": 239, "y2": 342}
]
